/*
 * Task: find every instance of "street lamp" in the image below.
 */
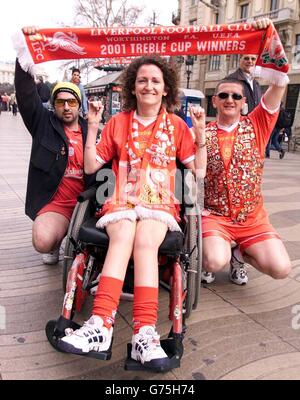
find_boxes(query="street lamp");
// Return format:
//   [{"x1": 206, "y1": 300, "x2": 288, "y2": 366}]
[{"x1": 185, "y1": 55, "x2": 194, "y2": 89}]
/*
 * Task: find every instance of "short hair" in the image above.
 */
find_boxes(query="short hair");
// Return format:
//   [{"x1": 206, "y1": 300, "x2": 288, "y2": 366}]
[
  {"x1": 120, "y1": 56, "x2": 180, "y2": 112},
  {"x1": 215, "y1": 79, "x2": 245, "y2": 96},
  {"x1": 239, "y1": 54, "x2": 257, "y2": 60},
  {"x1": 72, "y1": 68, "x2": 80, "y2": 75}
]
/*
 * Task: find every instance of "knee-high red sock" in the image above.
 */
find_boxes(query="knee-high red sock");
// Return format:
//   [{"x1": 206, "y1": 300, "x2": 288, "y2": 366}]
[
  {"x1": 133, "y1": 286, "x2": 158, "y2": 334},
  {"x1": 92, "y1": 276, "x2": 123, "y2": 329}
]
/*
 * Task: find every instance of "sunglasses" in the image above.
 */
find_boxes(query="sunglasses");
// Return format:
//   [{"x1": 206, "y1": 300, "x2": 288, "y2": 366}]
[
  {"x1": 55, "y1": 98, "x2": 79, "y2": 107},
  {"x1": 243, "y1": 56, "x2": 257, "y2": 61},
  {"x1": 216, "y1": 92, "x2": 243, "y2": 100}
]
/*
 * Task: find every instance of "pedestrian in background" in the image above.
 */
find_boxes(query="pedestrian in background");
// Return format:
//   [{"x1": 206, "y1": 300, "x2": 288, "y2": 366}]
[
  {"x1": 10, "y1": 92, "x2": 18, "y2": 116},
  {"x1": 226, "y1": 54, "x2": 262, "y2": 115},
  {"x1": 70, "y1": 68, "x2": 88, "y2": 118},
  {"x1": 36, "y1": 76, "x2": 51, "y2": 109},
  {"x1": 266, "y1": 103, "x2": 293, "y2": 159}
]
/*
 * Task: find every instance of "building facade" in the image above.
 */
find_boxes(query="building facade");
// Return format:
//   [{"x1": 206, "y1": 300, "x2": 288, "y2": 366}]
[
  {"x1": 0, "y1": 62, "x2": 15, "y2": 85},
  {"x1": 174, "y1": 0, "x2": 300, "y2": 132}
]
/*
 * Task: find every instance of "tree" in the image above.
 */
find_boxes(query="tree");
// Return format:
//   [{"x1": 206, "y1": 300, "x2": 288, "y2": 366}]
[
  {"x1": 59, "y1": 0, "x2": 144, "y2": 83},
  {"x1": 74, "y1": 0, "x2": 144, "y2": 27}
]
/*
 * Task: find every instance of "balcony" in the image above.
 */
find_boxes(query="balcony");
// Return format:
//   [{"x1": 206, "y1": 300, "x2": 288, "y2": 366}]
[{"x1": 234, "y1": 8, "x2": 296, "y2": 24}]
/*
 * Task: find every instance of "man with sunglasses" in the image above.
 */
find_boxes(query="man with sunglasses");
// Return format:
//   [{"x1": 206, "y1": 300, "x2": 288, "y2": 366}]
[
  {"x1": 201, "y1": 17, "x2": 291, "y2": 287},
  {"x1": 15, "y1": 27, "x2": 95, "y2": 265},
  {"x1": 226, "y1": 54, "x2": 262, "y2": 115}
]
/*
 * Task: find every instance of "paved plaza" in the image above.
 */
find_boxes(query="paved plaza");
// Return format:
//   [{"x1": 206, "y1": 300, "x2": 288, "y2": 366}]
[{"x1": 0, "y1": 111, "x2": 300, "y2": 380}]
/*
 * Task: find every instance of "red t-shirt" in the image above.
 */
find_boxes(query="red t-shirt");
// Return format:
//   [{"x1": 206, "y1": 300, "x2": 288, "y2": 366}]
[
  {"x1": 95, "y1": 111, "x2": 195, "y2": 168},
  {"x1": 37, "y1": 126, "x2": 84, "y2": 219}
]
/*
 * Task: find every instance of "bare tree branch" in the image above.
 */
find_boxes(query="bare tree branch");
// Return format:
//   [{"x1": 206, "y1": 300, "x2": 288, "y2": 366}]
[
  {"x1": 59, "y1": 0, "x2": 145, "y2": 81},
  {"x1": 74, "y1": 0, "x2": 144, "y2": 27}
]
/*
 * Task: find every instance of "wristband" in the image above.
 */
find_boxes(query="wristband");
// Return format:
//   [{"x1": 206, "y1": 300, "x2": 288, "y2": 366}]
[{"x1": 195, "y1": 142, "x2": 206, "y2": 148}]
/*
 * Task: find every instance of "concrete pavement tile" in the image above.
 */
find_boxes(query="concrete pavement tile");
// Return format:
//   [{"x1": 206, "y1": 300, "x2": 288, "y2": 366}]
[
  {"x1": 219, "y1": 352, "x2": 300, "y2": 380},
  {"x1": 174, "y1": 333, "x2": 295, "y2": 380}
]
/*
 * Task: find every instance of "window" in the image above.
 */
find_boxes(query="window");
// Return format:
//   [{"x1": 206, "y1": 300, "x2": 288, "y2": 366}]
[
  {"x1": 295, "y1": 34, "x2": 300, "y2": 54},
  {"x1": 208, "y1": 55, "x2": 221, "y2": 71},
  {"x1": 285, "y1": 84, "x2": 300, "y2": 121},
  {"x1": 270, "y1": 0, "x2": 278, "y2": 11},
  {"x1": 240, "y1": 3, "x2": 249, "y2": 19},
  {"x1": 231, "y1": 54, "x2": 239, "y2": 69},
  {"x1": 215, "y1": 13, "x2": 219, "y2": 24},
  {"x1": 293, "y1": 34, "x2": 300, "y2": 69},
  {"x1": 206, "y1": 95, "x2": 217, "y2": 117}
]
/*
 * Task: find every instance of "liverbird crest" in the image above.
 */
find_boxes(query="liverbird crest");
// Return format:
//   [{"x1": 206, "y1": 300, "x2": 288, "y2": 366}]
[{"x1": 47, "y1": 32, "x2": 86, "y2": 55}]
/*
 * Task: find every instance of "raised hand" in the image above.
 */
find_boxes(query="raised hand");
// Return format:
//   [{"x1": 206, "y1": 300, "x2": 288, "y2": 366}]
[
  {"x1": 189, "y1": 105, "x2": 206, "y2": 145},
  {"x1": 88, "y1": 97, "x2": 104, "y2": 126},
  {"x1": 252, "y1": 18, "x2": 272, "y2": 30},
  {"x1": 22, "y1": 26, "x2": 39, "y2": 35}
]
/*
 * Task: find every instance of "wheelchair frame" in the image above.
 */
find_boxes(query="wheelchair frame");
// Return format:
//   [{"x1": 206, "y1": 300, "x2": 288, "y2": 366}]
[{"x1": 46, "y1": 169, "x2": 203, "y2": 372}]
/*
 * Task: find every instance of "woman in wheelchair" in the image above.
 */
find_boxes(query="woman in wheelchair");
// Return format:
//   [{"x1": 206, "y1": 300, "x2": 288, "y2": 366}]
[{"x1": 59, "y1": 55, "x2": 207, "y2": 370}]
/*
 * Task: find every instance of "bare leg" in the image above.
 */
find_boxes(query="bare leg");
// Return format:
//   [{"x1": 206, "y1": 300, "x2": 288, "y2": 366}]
[
  {"x1": 32, "y1": 212, "x2": 69, "y2": 253},
  {"x1": 243, "y1": 238, "x2": 291, "y2": 279},
  {"x1": 103, "y1": 219, "x2": 136, "y2": 281},
  {"x1": 203, "y1": 236, "x2": 232, "y2": 273},
  {"x1": 133, "y1": 219, "x2": 168, "y2": 287}
]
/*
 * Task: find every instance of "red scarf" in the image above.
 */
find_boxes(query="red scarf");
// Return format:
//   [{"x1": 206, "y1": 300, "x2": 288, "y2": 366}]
[
  {"x1": 100, "y1": 108, "x2": 179, "y2": 218},
  {"x1": 15, "y1": 23, "x2": 288, "y2": 78}
]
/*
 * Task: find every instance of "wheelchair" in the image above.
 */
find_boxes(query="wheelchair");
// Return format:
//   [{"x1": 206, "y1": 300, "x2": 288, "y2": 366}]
[{"x1": 45, "y1": 165, "x2": 203, "y2": 373}]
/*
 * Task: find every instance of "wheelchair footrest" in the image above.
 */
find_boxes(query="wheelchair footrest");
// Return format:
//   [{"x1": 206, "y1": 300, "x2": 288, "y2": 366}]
[
  {"x1": 124, "y1": 337, "x2": 182, "y2": 372},
  {"x1": 73, "y1": 346, "x2": 113, "y2": 361}
]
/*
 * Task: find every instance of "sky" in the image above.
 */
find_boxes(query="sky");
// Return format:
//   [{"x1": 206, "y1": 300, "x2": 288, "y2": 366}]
[{"x1": 1, "y1": 0, "x2": 178, "y2": 82}]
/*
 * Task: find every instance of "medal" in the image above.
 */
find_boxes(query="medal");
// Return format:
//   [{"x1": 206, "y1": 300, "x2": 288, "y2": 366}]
[
  {"x1": 124, "y1": 182, "x2": 134, "y2": 193},
  {"x1": 151, "y1": 170, "x2": 166, "y2": 184}
]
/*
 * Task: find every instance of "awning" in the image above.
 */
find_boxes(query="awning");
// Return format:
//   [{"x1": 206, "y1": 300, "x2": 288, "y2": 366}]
[
  {"x1": 179, "y1": 88, "x2": 205, "y2": 99},
  {"x1": 85, "y1": 71, "x2": 122, "y2": 91}
]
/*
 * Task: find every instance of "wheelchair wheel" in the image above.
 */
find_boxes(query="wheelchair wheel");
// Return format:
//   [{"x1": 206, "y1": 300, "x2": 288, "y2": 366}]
[
  {"x1": 184, "y1": 213, "x2": 198, "y2": 318},
  {"x1": 192, "y1": 212, "x2": 202, "y2": 310},
  {"x1": 63, "y1": 199, "x2": 91, "y2": 292}
]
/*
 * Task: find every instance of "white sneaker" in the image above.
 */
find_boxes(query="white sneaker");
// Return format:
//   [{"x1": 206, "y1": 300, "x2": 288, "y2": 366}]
[
  {"x1": 42, "y1": 249, "x2": 59, "y2": 265},
  {"x1": 229, "y1": 247, "x2": 248, "y2": 285},
  {"x1": 201, "y1": 270, "x2": 215, "y2": 284},
  {"x1": 59, "y1": 315, "x2": 113, "y2": 354},
  {"x1": 131, "y1": 325, "x2": 170, "y2": 369}
]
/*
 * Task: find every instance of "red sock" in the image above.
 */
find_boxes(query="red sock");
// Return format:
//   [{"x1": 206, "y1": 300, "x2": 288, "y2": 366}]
[
  {"x1": 133, "y1": 286, "x2": 158, "y2": 334},
  {"x1": 92, "y1": 276, "x2": 123, "y2": 329}
]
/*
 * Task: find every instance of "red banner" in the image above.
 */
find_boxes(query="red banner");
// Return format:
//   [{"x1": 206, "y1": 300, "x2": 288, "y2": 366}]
[{"x1": 21, "y1": 23, "x2": 289, "y2": 73}]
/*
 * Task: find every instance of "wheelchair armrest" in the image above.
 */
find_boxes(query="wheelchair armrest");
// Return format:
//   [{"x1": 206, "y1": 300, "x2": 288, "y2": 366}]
[{"x1": 77, "y1": 186, "x2": 97, "y2": 203}]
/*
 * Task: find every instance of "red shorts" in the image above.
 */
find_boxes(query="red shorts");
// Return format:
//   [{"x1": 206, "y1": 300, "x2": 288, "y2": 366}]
[
  {"x1": 202, "y1": 213, "x2": 280, "y2": 253},
  {"x1": 37, "y1": 198, "x2": 77, "y2": 221}
]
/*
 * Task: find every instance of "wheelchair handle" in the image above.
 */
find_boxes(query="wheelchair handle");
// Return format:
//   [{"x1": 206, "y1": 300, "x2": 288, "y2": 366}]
[{"x1": 77, "y1": 186, "x2": 97, "y2": 203}]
